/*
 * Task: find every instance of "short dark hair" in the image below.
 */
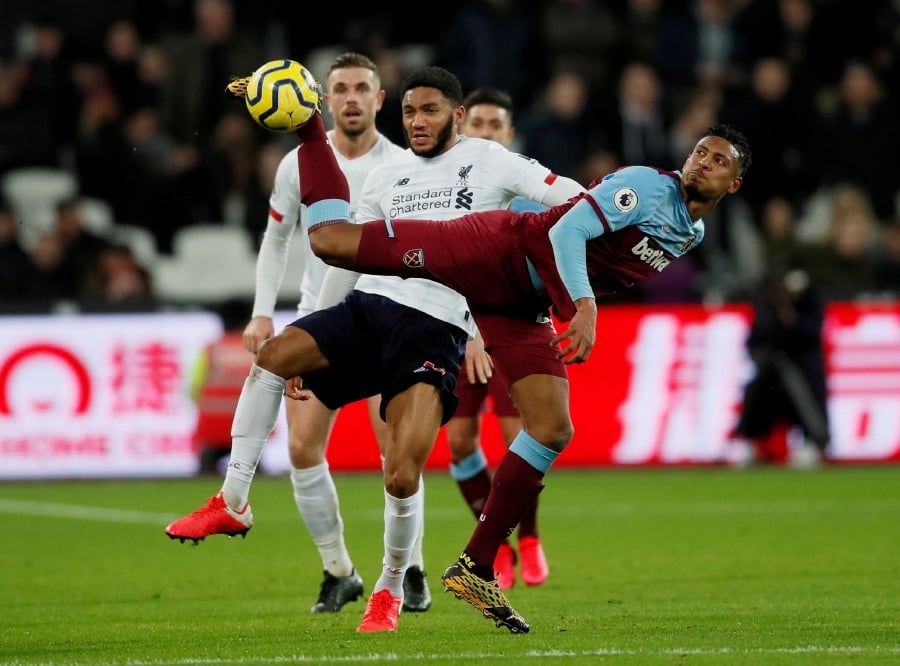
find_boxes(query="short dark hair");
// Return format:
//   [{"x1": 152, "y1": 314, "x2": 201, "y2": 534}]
[
  {"x1": 462, "y1": 87, "x2": 514, "y2": 115},
  {"x1": 704, "y1": 124, "x2": 752, "y2": 176},
  {"x1": 401, "y1": 66, "x2": 464, "y2": 107},
  {"x1": 327, "y1": 52, "x2": 379, "y2": 79}
]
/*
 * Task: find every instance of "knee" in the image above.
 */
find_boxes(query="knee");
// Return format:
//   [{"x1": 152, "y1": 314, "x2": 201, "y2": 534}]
[
  {"x1": 383, "y1": 465, "x2": 420, "y2": 499},
  {"x1": 526, "y1": 417, "x2": 573, "y2": 453},
  {"x1": 550, "y1": 420, "x2": 574, "y2": 452},
  {"x1": 287, "y1": 429, "x2": 326, "y2": 468},
  {"x1": 445, "y1": 425, "x2": 479, "y2": 463},
  {"x1": 255, "y1": 337, "x2": 286, "y2": 376}
]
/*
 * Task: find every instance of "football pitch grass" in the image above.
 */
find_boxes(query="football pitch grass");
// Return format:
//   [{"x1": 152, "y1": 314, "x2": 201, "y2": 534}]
[{"x1": 2, "y1": 466, "x2": 899, "y2": 665}]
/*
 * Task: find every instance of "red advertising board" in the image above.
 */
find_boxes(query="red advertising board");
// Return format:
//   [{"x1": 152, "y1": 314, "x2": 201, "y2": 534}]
[
  {"x1": 1, "y1": 303, "x2": 898, "y2": 479},
  {"x1": 326, "y1": 302, "x2": 900, "y2": 470}
]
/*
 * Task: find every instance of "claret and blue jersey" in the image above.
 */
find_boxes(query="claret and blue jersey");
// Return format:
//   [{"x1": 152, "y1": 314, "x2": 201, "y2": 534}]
[{"x1": 546, "y1": 165, "x2": 705, "y2": 306}]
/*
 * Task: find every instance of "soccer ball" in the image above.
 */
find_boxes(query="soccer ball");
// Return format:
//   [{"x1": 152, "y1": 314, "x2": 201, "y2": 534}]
[{"x1": 245, "y1": 60, "x2": 320, "y2": 132}]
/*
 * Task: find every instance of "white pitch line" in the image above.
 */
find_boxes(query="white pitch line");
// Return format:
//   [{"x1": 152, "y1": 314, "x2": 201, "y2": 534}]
[
  {"x1": 2, "y1": 645, "x2": 898, "y2": 666},
  {"x1": 0, "y1": 498, "x2": 173, "y2": 525}
]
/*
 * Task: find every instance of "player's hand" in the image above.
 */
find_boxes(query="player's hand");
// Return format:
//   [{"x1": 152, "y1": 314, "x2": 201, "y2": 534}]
[
  {"x1": 464, "y1": 331, "x2": 493, "y2": 384},
  {"x1": 243, "y1": 316, "x2": 274, "y2": 354},
  {"x1": 551, "y1": 297, "x2": 597, "y2": 364},
  {"x1": 285, "y1": 376, "x2": 314, "y2": 401}
]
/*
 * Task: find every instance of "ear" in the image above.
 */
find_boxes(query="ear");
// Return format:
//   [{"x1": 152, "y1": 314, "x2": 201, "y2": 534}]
[{"x1": 728, "y1": 176, "x2": 743, "y2": 195}]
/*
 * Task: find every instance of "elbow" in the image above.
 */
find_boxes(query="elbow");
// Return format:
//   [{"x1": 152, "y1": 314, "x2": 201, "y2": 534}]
[
  {"x1": 309, "y1": 227, "x2": 337, "y2": 265},
  {"x1": 309, "y1": 223, "x2": 354, "y2": 269}
]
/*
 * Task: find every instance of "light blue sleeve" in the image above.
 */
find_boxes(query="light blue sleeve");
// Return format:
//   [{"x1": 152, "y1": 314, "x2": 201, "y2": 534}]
[
  {"x1": 509, "y1": 196, "x2": 546, "y2": 214},
  {"x1": 547, "y1": 199, "x2": 599, "y2": 302}
]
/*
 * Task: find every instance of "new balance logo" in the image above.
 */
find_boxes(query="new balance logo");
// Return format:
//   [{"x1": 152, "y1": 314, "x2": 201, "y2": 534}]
[
  {"x1": 631, "y1": 236, "x2": 670, "y2": 271},
  {"x1": 413, "y1": 361, "x2": 446, "y2": 375},
  {"x1": 394, "y1": 178, "x2": 410, "y2": 187}
]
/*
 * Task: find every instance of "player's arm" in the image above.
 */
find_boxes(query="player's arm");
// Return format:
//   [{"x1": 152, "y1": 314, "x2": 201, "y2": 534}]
[
  {"x1": 245, "y1": 215, "x2": 292, "y2": 352},
  {"x1": 245, "y1": 152, "x2": 299, "y2": 353},
  {"x1": 312, "y1": 164, "x2": 385, "y2": 309},
  {"x1": 547, "y1": 200, "x2": 601, "y2": 364},
  {"x1": 315, "y1": 265, "x2": 361, "y2": 309},
  {"x1": 493, "y1": 145, "x2": 584, "y2": 209},
  {"x1": 463, "y1": 329, "x2": 493, "y2": 385},
  {"x1": 549, "y1": 167, "x2": 656, "y2": 302},
  {"x1": 548, "y1": 168, "x2": 660, "y2": 363},
  {"x1": 540, "y1": 175, "x2": 585, "y2": 207},
  {"x1": 548, "y1": 199, "x2": 600, "y2": 302}
]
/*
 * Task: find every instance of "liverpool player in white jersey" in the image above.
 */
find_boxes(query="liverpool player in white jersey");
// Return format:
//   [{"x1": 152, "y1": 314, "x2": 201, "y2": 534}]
[{"x1": 166, "y1": 65, "x2": 584, "y2": 633}]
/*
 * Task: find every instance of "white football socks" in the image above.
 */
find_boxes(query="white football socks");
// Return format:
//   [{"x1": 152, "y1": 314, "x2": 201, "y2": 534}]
[
  {"x1": 290, "y1": 462, "x2": 354, "y2": 578},
  {"x1": 380, "y1": 454, "x2": 426, "y2": 571},
  {"x1": 221, "y1": 365, "x2": 285, "y2": 509},
  {"x1": 374, "y1": 487, "x2": 420, "y2": 598}
]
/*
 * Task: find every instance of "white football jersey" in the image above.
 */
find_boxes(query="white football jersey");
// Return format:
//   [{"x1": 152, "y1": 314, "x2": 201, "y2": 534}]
[
  {"x1": 354, "y1": 136, "x2": 557, "y2": 336},
  {"x1": 253, "y1": 131, "x2": 405, "y2": 318}
]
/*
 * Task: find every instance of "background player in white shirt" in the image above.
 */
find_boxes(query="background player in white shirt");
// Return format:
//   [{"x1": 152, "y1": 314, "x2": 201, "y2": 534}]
[
  {"x1": 238, "y1": 53, "x2": 417, "y2": 614},
  {"x1": 167, "y1": 66, "x2": 584, "y2": 633}
]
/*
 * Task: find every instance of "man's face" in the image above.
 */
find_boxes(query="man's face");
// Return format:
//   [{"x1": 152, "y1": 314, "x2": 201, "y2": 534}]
[
  {"x1": 325, "y1": 66, "x2": 383, "y2": 138},
  {"x1": 680, "y1": 135, "x2": 743, "y2": 200},
  {"x1": 401, "y1": 87, "x2": 461, "y2": 158},
  {"x1": 461, "y1": 103, "x2": 514, "y2": 147}
]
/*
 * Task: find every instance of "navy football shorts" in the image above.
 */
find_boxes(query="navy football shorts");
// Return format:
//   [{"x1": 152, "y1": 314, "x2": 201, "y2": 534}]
[{"x1": 290, "y1": 290, "x2": 466, "y2": 424}]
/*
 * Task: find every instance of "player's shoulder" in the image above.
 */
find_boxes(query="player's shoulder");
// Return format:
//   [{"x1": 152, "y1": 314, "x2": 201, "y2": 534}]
[
  {"x1": 459, "y1": 135, "x2": 506, "y2": 152},
  {"x1": 459, "y1": 137, "x2": 551, "y2": 179},
  {"x1": 378, "y1": 133, "x2": 408, "y2": 159},
  {"x1": 372, "y1": 146, "x2": 415, "y2": 169},
  {"x1": 458, "y1": 136, "x2": 520, "y2": 160},
  {"x1": 588, "y1": 166, "x2": 680, "y2": 215},
  {"x1": 596, "y1": 165, "x2": 679, "y2": 191},
  {"x1": 361, "y1": 148, "x2": 415, "y2": 187}
]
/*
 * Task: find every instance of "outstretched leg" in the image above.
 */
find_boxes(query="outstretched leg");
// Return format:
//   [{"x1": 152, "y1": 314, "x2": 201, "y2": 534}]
[
  {"x1": 294, "y1": 113, "x2": 364, "y2": 266},
  {"x1": 165, "y1": 326, "x2": 329, "y2": 543}
]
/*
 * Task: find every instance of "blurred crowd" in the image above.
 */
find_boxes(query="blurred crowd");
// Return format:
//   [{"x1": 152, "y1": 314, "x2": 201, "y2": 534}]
[{"x1": 0, "y1": 0, "x2": 899, "y2": 313}]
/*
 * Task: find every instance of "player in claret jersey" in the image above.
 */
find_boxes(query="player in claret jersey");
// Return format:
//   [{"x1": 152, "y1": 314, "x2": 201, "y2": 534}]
[{"x1": 298, "y1": 116, "x2": 751, "y2": 632}]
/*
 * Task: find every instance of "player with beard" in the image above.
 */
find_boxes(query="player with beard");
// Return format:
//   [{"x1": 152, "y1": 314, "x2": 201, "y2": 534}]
[{"x1": 296, "y1": 119, "x2": 752, "y2": 633}]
